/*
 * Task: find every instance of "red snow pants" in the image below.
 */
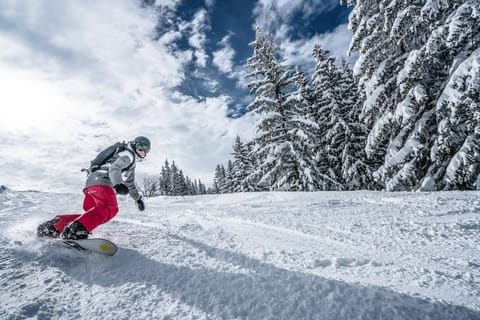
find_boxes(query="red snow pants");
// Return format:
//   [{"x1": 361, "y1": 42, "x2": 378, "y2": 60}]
[{"x1": 53, "y1": 185, "x2": 119, "y2": 233}]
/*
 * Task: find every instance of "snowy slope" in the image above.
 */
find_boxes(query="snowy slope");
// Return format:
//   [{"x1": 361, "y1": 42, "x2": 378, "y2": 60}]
[{"x1": 1, "y1": 189, "x2": 480, "y2": 319}]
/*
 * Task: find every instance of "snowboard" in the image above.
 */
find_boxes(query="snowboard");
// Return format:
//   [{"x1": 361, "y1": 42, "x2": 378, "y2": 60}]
[{"x1": 57, "y1": 238, "x2": 118, "y2": 256}]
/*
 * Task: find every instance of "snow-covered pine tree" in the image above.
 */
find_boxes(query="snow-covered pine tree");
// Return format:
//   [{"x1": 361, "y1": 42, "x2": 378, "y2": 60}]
[
  {"x1": 379, "y1": 1, "x2": 450, "y2": 191},
  {"x1": 187, "y1": 177, "x2": 196, "y2": 195},
  {"x1": 344, "y1": 0, "x2": 431, "y2": 190},
  {"x1": 345, "y1": 0, "x2": 480, "y2": 191},
  {"x1": 223, "y1": 160, "x2": 234, "y2": 193},
  {"x1": 419, "y1": 1, "x2": 480, "y2": 190},
  {"x1": 213, "y1": 165, "x2": 220, "y2": 193},
  {"x1": 245, "y1": 26, "x2": 304, "y2": 191},
  {"x1": 177, "y1": 170, "x2": 188, "y2": 196},
  {"x1": 157, "y1": 160, "x2": 201, "y2": 196},
  {"x1": 244, "y1": 140, "x2": 262, "y2": 191},
  {"x1": 213, "y1": 164, "x2": 227, "y2": 194},
  {"x1": 343, "y1": 0, "x2": 396, "y2": 133},
  {"x1": 337, "y1": 59, "x2": 377, "y2": 190},
  {"x1": 427, "y1": 50, "x2": 480, "y2": 190},
  {"x1": 311, "y1": 45, "x2": 344, "y2": 190},
  {"x1": 231, "y1": 136, "x2": 253, "y2": 192},
  {"x1": 284, "y1": 66, "x2": 321, "y2": 191},
  {"x1": 197, "y1": 179, "x2": 207, "y2": 194},
  {"x1": 169, "y1": 161, "x2": 180, "y2": 195},
  {"x1": 159, "y1": 160, "x2": 171, "y2": 196}
]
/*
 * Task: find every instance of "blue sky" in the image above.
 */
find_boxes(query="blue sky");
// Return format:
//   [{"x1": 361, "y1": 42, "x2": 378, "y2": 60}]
[
  {"x1": 0, "y1": 0, "x2": 352, "y2": 192},
  {"x1": 157, "y1": 0, "x2": 352, "y2": 115}
]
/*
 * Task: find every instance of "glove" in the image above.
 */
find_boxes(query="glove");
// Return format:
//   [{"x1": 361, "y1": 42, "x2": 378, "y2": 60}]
[
  {"x1": 113, "y1": 184, "x2": 129, "y2": 195},
  {"x1": 136, "y1": 197, "x2": 145, "y2": 211}
]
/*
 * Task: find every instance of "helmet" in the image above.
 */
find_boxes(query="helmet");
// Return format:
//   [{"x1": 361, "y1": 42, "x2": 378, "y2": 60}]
[{"x1": 133, "y1": 136, "x2": 151, "y2": 158}]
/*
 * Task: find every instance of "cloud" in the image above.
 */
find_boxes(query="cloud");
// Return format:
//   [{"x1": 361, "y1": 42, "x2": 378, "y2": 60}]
[
  {"x1": 280, "y1": 24, "x2": 353, "y2": 67},
  {"x1": 0, "y1": 1, "x2": 184, "y2": 94},
  {"x1": 211, "y1": 34, "x2": 250, "y2": 92},
  {"x1": 153, "y1": 0, "x2": 181, "y2": 6},
  {"x1": 138, "y1": 93, "x2": 258, "y2": 179},
  {"x1": 205, "y1": 0, "x2": 216, "y2": 10},
  {"x1": 187, "y1": 9, "x2": 210, "y2": 68},
  {"x1": 251, "y1": 0, "x2": 351, "y2": 67},
  {"x1": 253, "y1": 0, "x2": 339, "y2": 35},
  {"x1": 212, "y1": 35, "x2": 236, "y2": 74},
  {"x1": 0, "y1": 0, "x2": 256, "y2": 192}
]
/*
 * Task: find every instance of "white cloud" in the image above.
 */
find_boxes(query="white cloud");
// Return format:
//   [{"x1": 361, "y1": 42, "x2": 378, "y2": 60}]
[
  {"x1": 252, "y1": 0, "x2": 351, "y2": 65},
  {"x1": 152, "y1": 0, "x2": 180, "y2": 6},
  {"x1": 253, "y1": 0, "x2": 339, "y2": 35},
  {"x1": 212, "y1": 35, "x2": 236, "y2": 74},
  {"x1": 0, "y1": 0, "x2": 256, "y2": 192},
  {"x1": 211, "y1": 35, "x2": 248, "y2": 90},
  {"x1": 205, "y1": 0, "x2": 216, "y2": 9},
  {"x1": 187, "y1": 9, "x2": 210, "y2": 68},
  {"x1": 280, "y1": 24, "x2": 353, "y2": 66},
  {"x1": 158, "y1": 30, "x2": 183, "y2": 46},
  {"x1": 0, "y1": 0, "x2": 184, "y2": 94},
  {"x1": 231, "y1": 67, "x2": 250, "y2": 90}
]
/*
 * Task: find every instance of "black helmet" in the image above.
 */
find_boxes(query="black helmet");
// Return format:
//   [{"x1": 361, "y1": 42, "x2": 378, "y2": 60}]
[{"x1": 133, "y1": 136, "x2": 151, "y2": 158}]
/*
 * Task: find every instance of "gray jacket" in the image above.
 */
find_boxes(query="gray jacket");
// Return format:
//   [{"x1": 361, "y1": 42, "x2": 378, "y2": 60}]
[{"x1": 85, "y1": 143, "x2": 141, "y2": 201}]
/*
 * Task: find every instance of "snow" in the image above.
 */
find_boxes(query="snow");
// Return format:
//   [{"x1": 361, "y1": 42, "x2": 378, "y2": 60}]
[
  {"x1": 1, "y1": 190, "x2": 480, "y2": 319},
  {"x1": 419, "y1": 176, "x2": 437, "y2": 192},
  {"x1": 421, "y1": 0, "x2": 450, "y2": 20},
  {"x1": 365, "y1": 110, "x2": 392, "y2": 156},
  {"x1": 437, "y1": 47, "x2": 480, "y2": 108},
  {"x1": 397, "y1": 49, "x2": 421, "y2": 89},
  {"x1": 444, "y1": 134, "x2": 477, "y2": 185}
]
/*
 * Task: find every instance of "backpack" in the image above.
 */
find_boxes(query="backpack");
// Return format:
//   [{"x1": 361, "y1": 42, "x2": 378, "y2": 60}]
[{"x1": 89, "y1": 141, "x2": 135, "y2": 173}]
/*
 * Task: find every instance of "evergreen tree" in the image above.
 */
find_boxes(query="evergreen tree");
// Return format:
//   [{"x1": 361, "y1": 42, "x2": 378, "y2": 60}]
[
  {"x1": 337, "y1": 59, "x2": 376, "y2": 190},
  {"x1": 157, "y1": 159, "x2": 203, "y2": 196},
  {"x1": 246, "y1": 26, "x2": 310, "y2": 191},
  {"x1": 420, "y1": 1, "x2": 480, "y2": 190},
  {"x1": 343, "y1": 0, "x2": 433, "y2": 190},
  {"x1": 427, "y1": 56, "x2": 480, "y2": 190},
  {"x1": 169, "y1": 161, "x2": 180, "y2": 195},
  {"x1": 191, "y1": 179, "x2": 198, "y2": 195},
  {"x1": 224, "y1": 160, "x2": 234, "y2": 193},
  {"x1": 284, "y1": 66, "x2": 320, "y2": 191},
  {"x1": 345, "y1": 0, "x2": 480, "y2": 191},
  {"x1": 198, "y1": 179, "x2": 207, "y2": 194},
  {"x1": 159, "y1": 159, "x2": 171, "y2": 195},
  {"x1": 244, "y1": 140, "x2": 261, "y2": 191},
  {"x1": 177, "y1": 170, "x2": 189, "y2": 196},
  {"x1": 311, "y1": 46, "x2": 344, "y2": 190},
  {"x1": 214, "y1": 164, "x2": 227, "y2": 193},
  {"x1": 231, "y1": 136, "x2": 253, "y2": 192}
]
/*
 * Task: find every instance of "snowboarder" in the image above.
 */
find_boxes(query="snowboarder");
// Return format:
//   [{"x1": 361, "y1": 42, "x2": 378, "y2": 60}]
[{"x1": 37, "y1": 136, "x2": 151, "y2": 240}]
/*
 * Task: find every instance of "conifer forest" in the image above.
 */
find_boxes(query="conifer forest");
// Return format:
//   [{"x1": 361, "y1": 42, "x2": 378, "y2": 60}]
[{"x1": 215, "y1": 1, "x2": 480, "y2": 193}]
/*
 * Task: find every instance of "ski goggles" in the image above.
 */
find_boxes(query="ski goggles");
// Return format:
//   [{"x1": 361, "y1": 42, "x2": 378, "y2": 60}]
[{"x1": 135, "y1": 143, "x2": 150, "y2": 154}]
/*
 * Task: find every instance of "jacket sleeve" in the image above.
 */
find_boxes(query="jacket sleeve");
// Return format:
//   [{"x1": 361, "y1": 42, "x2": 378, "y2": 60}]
[
  {"x1": 125, "y1": 167, "x2": 141, "y2": 201},
  {"x1": 109, "y1": 151, "x2": 141, "y2": 201}
]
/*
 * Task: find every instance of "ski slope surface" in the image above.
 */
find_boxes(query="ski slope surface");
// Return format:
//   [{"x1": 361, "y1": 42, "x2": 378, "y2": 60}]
[{"x1": 1, "y1": 189, "x2": 480, "y2": 319}]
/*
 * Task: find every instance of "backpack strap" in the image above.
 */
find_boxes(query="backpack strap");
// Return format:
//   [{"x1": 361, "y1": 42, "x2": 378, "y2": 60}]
[{"x1": 119, "y1": 143, "x2": 136, "y2": 172}]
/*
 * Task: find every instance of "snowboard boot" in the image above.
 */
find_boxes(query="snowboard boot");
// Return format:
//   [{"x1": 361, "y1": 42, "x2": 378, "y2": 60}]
[
  {"x1": 61, "y1": 221, "x2": 90, "y2": 240},
  {"x1": 37, "y1": 216, "x2": 60, "y2": 238}
]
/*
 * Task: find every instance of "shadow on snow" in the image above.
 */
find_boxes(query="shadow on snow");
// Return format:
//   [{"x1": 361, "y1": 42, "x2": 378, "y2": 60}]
[{"x1": 37, "y1": 235, "x2": 480, "y2": 320}]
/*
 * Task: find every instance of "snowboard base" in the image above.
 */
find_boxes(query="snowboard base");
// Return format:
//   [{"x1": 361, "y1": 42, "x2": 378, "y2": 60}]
[{"x1": 57, "y1": 238, "x2": 117, "y2": 256}]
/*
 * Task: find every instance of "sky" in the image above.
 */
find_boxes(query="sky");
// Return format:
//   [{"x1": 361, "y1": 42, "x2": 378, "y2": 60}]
[{"x1": 0, "y1": 0, "x2": 353, "y2": 192}]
